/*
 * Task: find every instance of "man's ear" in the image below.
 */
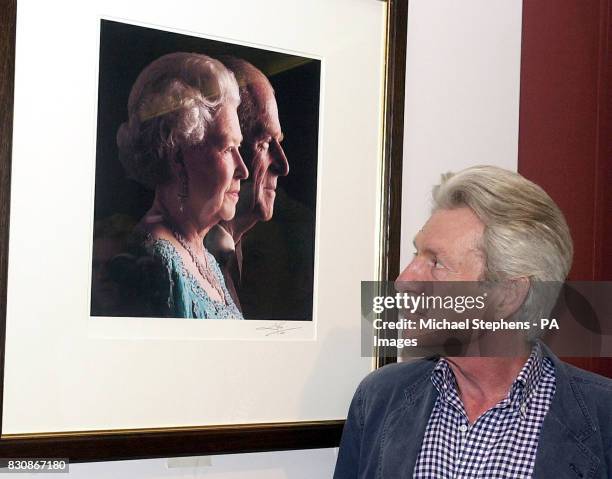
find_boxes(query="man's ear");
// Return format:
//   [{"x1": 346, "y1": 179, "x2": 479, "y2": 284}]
[{"x1": 494, "y1": 277, "x2": 530, "y2": 319}]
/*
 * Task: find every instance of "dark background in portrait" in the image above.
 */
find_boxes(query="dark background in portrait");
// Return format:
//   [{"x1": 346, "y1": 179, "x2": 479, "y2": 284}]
[{"x1": 92, "y1": 20, "x2": 320, "y2": 320}]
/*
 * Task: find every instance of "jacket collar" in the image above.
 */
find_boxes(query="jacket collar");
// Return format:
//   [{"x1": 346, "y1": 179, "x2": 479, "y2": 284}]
[
  {"x1": 541, "y1": 342, "x2": 597, "y2": 440},
  {"x1": 534, "y1": 342, "x2": 601, "y2": 478},
  {"x1": 379, "y1": 361, "x2": 438, "y2": 479},
  {"x1": 403, "y1": 345, "x2": 598, "y2": 439}
]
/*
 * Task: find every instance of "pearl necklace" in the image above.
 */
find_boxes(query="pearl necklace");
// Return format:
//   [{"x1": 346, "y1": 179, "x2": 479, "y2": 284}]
[{"x1": 171, "y1": 228, "x2": 227, "y2": 304}]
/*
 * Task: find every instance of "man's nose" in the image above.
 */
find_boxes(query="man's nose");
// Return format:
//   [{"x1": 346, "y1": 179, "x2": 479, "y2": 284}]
[
  {"x1": 395, "y1": 258, "x2": 432, "y2": 297},
  {"x1": 271, "y1": 140, "x2": 289, "y2": 176},
  {"x1": 396, "y1": 257, "x2": 430, "y2": 285}
]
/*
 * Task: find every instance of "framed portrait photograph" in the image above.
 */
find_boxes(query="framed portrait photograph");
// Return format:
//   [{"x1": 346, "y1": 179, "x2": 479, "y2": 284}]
[
  {"x1": 92, "y1": 20, "x2": 319, "y2": 323},
  {"x1": 0, "y1": 0, "x2": 407, "y2": 461}
]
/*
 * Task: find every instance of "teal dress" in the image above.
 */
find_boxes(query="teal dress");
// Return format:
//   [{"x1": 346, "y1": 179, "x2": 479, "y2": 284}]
[
  {"x1": 104, "y1": 230, "x2": 243, "y2": 319},
  {"x1": 146, "y1": 239, "x2": 243, "y2": 319}
]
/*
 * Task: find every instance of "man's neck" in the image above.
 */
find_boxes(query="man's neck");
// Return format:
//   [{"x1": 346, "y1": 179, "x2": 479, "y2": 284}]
[
  {"x1": 445, "y1": 355, "x2": 529, "y2": 424},
  {"x1": 220, "y1": 215, "x2": 258, "y2": 244}
]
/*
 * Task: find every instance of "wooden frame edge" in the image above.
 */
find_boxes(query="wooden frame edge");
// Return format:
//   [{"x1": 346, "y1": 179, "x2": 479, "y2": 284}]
[
  {"x1": 0, "y1": 0, "x2": 17, "y2": 447},
  {"x1": 0, "y1": 421, "x2": 343, "y2": 462},
  {"x1": 377, "y1": 0, "x2": 408, "y2": 368}
]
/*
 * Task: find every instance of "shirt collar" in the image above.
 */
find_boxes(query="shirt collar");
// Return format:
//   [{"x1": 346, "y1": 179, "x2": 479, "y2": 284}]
[
  {"x1": 510, "y1": 341, "x2": 545, "y2": 409},
  {"x1": 431, "y1": 342, "x2": 546, "y2": 414}
]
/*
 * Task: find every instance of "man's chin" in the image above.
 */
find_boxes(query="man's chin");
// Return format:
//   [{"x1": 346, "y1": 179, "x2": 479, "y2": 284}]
[
  {"x1": 253, "y1": 199, "x2": 274, "y2": 222},
  {"x1": 257, "y1": 207, "x2": 274, "y2": 222}
]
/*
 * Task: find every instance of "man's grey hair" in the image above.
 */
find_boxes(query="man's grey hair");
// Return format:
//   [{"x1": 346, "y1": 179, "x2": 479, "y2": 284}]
[
  {"x1": 220, "y1": 57, "x2": 272, "y2": 142},
  {"x1": 432, "y1": 165, "x2": 573, "y2": 338}
]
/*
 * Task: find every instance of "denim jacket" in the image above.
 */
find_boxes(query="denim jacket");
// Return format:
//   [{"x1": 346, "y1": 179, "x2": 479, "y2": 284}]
[{"x1": 334, "y1": 346, "x2": 612, "y2": 478}]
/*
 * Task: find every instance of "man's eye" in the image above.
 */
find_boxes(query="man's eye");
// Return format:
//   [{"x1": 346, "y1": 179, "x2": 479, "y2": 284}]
[{"x1": 258, "y1": 140, "x2": 270, "y2": 151}]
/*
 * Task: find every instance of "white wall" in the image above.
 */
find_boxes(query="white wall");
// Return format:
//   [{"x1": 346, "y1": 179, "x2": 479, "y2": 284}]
[
  {"x1": 400, "y1": 0, "x2": 522, "y2": 267},
  {"x1": 6, "y1": 1, "x2": 522, "y2": 478}
]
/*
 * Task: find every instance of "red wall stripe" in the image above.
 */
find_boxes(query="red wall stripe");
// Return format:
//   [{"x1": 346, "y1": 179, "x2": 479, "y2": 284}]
[{"x1": 518, "y1": 0, "x2": 612, "y2": 375}]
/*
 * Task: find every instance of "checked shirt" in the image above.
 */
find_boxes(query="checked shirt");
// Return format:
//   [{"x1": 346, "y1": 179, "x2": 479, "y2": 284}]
[{"x1": 413, "y1": 344, "x2": 556, "y2": 478}]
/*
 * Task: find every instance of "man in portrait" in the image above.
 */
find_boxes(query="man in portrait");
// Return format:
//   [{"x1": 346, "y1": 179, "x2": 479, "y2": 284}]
[
  {"x1": 334, "y1": 166, "x2": 612, "y2": 478},
  {"x1": 206, "y1": 58, "x2": 314, "y2": 320}
]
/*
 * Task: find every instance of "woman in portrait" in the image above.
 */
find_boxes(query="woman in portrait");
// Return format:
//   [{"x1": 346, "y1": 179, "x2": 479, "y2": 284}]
[{"x1": 115, "y1": 52, "x2": 247, "y2": 319}]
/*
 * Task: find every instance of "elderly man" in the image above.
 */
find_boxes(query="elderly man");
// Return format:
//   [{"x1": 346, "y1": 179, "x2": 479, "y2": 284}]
[
  {"x1": 335, "y1": 166, "x2": 612, "y2": 478},
  {"x1": 205, "y1": 58, "x2": 289, "y2": 311}
]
